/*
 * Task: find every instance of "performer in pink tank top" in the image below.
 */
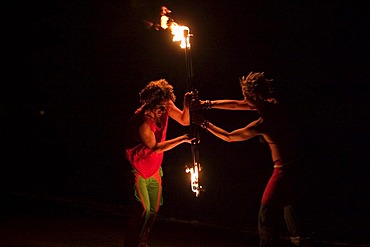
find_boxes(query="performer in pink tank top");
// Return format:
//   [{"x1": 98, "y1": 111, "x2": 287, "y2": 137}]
[
  {"x1": 124, "y1": 79, "x2": 194, "y2": 247},
  {"x1": 126, "y1": 111, "x2": 168, "y2": 179}
]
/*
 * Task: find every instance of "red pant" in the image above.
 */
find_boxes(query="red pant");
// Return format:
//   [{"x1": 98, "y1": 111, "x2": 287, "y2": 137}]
[
  {"x1": 259, "y1": 162, "x2": 303, "y2": 247},
  {"x1": 262, "y1": 165, "x2": 300, "y2": 206}
]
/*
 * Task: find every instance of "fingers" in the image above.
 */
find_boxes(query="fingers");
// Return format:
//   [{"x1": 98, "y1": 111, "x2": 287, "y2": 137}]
[
  {"x1": 185, "y1": 135, "x2": 200, "y2": 144},
  {"x1": 184, "y1": 92, "x2": 195, "y2": 107},
  {"x1": 183, "y1": 134, "x2": 196, "y2": 144}
]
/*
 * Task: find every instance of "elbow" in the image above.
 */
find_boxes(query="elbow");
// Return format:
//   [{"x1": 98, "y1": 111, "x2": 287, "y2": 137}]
[
  {"x1": 179, "y1": 119, "x2": 190, "y2": 126},
  {"x1": 221, "y1": 135, "x2": 234, "y2": 143}
]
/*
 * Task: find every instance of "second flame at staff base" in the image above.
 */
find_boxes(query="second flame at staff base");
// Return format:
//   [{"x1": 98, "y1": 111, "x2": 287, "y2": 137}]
[{"x1": 186, "y1": 162, "x2": 202, "y2": 197}]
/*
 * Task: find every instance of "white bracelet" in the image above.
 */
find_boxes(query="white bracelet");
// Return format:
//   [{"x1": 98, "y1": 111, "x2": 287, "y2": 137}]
[
  {"x1": 205, "y1": 100, "x2": 212, "y2": 110},
  {"x1": 200, "y1": 120, "x2": 209, "y2": 130}
]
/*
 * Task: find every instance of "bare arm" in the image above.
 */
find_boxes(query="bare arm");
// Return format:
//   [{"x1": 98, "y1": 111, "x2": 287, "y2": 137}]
[
  {"x1": 139, "y1": 121, "x2": 193, "y2": 153},
  {"x1": 206, "y1": 119, "x2": 260, "y2": 142},
  {"x1": 210, "y1": 99, "x2": 256, "y2": 110},
  {"x1": 168, "y1": 92, "x2": 192, "y2": 126},
  {"x1": 194, "y1": 99, "x2": 256, "y2": 111},
  {"x1": 192, "y1": 113, "x2": 261, "y2": 142}
]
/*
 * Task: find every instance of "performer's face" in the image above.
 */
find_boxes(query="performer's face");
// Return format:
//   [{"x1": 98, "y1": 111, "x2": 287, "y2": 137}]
[{"x1": 153, "y1": 100, "x2": 168, "y2": 119}]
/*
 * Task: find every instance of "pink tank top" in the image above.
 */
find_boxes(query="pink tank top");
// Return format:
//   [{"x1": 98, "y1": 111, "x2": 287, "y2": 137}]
[{"x1": 125, "y1": 112, "x2": 169, "y2": 178}]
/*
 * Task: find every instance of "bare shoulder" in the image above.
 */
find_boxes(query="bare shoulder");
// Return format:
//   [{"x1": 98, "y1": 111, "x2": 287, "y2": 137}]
[
  {"x1": 138, "y1": 118, "x2": 150, "y2": 131},
  {"x1": 252, "y1": 117, "x2": 274, "y2": 134},
  {"x1": 246, "y1": 117, "x2": 263, "y2": 131}
]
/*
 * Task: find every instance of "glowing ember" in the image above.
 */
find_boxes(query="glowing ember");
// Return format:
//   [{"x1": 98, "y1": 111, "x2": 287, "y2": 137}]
[{"x1": 185, "y1": 162, "x2": 202, "y2": 197}]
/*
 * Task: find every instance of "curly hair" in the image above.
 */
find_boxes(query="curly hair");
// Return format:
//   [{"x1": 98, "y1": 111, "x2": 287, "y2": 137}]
[
  {"x1": 139, "y1": 79, "x2": 176, "y2": 110},
  {"x1": 239, "y1": 72, "x2": 274, "y2": 101}
]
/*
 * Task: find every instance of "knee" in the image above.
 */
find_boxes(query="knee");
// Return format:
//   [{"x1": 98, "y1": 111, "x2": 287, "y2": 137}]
[{"x1": 142, "y1": 207, "x2": 151, "y2": 218}]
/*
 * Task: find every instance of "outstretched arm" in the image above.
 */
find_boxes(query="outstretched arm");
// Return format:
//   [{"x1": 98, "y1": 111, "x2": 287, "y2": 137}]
[
  {"x1": 193, "y1": 114, "x2": 261, "y2": 142},
  {"x1": 139, "y1": 121, "x2": 194, "y2": 153},
  {"x1": 206, "y1": 120, "x2": 260, "y2": 142},
  {"x1": 195, "y1": 99, "x2": 256, "y2": 111}
]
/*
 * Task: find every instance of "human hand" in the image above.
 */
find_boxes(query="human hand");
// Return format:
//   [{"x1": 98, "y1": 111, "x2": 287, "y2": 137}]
[
  {"x1": 184, "y1": 91, "x2": 194, "y2": 108},
  {"x1": 183, "y1": 133, "x2": 197, "y2": 144}
]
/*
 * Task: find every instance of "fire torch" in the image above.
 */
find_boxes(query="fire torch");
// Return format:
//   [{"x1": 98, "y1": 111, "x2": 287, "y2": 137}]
[{"x1": 160, "y1": 6, "x2": 203, "y2": 197}]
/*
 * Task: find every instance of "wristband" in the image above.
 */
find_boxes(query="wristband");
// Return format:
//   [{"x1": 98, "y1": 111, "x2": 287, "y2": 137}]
[
  {"x1": 200, "y1": 119, "x2": 209, "y2": 130},
  {"x1": 205, "y1": 100, "x2": 212, "y2": 110}
]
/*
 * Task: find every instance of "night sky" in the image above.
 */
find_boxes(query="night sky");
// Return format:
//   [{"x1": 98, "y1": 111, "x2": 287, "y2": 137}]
[{"x1": 1, "y1": 0, "x2": 369, "y2": 243}]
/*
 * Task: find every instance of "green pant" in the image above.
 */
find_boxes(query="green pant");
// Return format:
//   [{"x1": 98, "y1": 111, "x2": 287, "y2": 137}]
[
  {"x1": 134, "y1": 168, "x2": 163, "y2": 213},
  {"x1": 124, "y1": 168, "x2": 163, "y2": 247}
]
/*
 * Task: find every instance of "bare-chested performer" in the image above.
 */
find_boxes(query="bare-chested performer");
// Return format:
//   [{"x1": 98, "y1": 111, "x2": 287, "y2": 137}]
[{"x1": 193, "y1": 72, "x2": 310, "y2": 247}]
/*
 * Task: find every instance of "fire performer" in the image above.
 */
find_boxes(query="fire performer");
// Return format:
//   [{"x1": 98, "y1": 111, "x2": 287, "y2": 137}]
[
  {"x1": 192, "y1": 72, "x2": 311, "y2": 247},
  {"x1": 124, "y1": 79, "x2": 194, "y2": 247}
]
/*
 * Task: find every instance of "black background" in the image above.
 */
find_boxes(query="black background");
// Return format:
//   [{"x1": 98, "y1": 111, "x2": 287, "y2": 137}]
[{"x1": 1, "y1": 0, "x2": 369, "y2": 243}]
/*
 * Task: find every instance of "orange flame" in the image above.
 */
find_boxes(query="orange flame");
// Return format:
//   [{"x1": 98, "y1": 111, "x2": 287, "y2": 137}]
[
  {"x1": 161, "y1": 15, "x2": 191, "y2": 49},
  {"x1": 185, "y1": 162, "x2": 202, "y2": 197}
]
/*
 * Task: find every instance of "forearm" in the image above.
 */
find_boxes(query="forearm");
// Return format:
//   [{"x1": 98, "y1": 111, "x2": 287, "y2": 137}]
[
  {"x1": 200, "y1": 120, "x2": 257, "y2": 142},
  {"x1": 206, "y1": 100, "x2": 255, "y2": 110},
  {"x1": 180, "y1": 105, "x2": 190, "y2": 125},
  {"x1": 200, "y1": 121, "x2": 233, "y2": 142},
  {"x1": 154, "y1": 135, "x2": 189, "y2": 153},
  {"x1": 179, "y1": 92, "x2": 192, "y2": 125},
  {"x1": 169, "y1": 101, "x2": 190, "y2": 126}
]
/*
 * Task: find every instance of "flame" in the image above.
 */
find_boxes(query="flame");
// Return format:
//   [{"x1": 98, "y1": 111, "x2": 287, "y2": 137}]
[
  {"x1": 185, "y1": 162, "x2": 202, "y2": 197},
  {"x1": 161, "y1": 15, "x2": 191, "y2": 49}
]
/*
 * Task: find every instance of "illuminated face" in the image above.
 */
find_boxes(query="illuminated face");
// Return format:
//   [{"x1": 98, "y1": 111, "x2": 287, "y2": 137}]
[{"x1": 152, "y1": 100, "x2": 169, "y2": 119}]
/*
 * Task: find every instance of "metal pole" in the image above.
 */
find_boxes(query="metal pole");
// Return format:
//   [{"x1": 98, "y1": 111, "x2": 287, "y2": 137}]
[
  {"x1": 184, "y1": 29, "x2": 202, "y2": 197},
  {"x1": 184, "y1": 29, "x2": 193, "y2": 91}
]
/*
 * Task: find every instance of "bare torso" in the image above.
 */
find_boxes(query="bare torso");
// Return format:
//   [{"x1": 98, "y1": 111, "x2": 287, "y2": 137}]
[{"x1": 256, "y1": 103, "x2": 302, "y2": 164}]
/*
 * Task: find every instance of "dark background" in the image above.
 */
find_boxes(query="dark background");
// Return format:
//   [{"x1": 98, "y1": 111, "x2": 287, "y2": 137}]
[{"x1": 1, "y1": 0, "x2": 369, "y2": 244}]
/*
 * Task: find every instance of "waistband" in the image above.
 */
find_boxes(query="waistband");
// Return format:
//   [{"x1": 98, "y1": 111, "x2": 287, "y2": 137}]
[{"x1": 273, "y1": 156, "x2": 302, "y2": 168}]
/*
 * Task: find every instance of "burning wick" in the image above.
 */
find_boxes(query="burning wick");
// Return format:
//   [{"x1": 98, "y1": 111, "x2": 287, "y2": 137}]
[
  {"x1": 160, "y1": 6, "x2": 191, "y2": 49},
  {"x1": 185, "y1": 163, "x2": 202, "y2": 197}
]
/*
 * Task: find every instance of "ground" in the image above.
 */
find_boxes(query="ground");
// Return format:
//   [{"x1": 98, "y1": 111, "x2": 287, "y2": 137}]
[{"x1": 1, "y1": 193, "x2": 368, "y2": 247}]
